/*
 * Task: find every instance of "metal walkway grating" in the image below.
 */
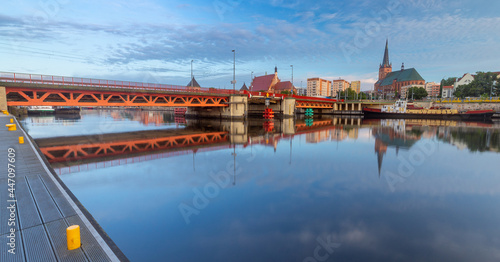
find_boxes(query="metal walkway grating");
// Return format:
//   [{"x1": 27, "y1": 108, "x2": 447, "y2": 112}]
[{"x1": 0, "y1": 113, "x2": 125, "y2": 261}]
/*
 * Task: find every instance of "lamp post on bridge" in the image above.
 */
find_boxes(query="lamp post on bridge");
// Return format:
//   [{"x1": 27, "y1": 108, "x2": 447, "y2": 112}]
[
  {"x1": 231, "y1": 50, "x2": 236, "y2": 93},
  {"x1": 290, "y1": 65, "x2": 293, "y2": 95},
  {"x1": 190, "y1": 60, "x2": 194, "y2": 87}
]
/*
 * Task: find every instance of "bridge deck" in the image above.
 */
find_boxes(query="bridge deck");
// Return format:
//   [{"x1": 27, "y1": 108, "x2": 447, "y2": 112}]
[{"x1": 0, "y1": 113, "x2": 127, "y2": 261}]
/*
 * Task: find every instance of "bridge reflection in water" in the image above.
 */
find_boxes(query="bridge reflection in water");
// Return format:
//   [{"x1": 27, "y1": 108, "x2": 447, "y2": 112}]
[{"x1": 34, "y1": 114, "x2": 500, "y2": 176}]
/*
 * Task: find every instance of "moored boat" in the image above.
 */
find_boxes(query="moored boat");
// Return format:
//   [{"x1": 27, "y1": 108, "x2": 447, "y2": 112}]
[
  {"x1": 27, "y1": 106, "x2": 55, "y2": 115},
  {"x1": 363, "y1": 100, "x2": 495, "y2": 120},
  {"x1": 55, "y1": 106, "x2": 81, "y2": 114}
]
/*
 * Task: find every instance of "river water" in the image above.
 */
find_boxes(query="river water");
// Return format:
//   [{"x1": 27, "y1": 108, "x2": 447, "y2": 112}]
[{"x1": 20, "y1": 109, "x2": 500, "y2": 262}]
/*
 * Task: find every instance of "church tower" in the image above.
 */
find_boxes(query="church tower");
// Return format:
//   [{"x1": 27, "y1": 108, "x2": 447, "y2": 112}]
[{"x1": 378, "y1": 39, "x2": 392, "y2": 80}]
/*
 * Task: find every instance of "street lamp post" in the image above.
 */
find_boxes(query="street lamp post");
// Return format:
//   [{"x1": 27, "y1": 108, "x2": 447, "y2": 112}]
[
  {"x1": 491, "y1": 81, "x2": 495, "y2": 100},
  {"x1": 290, "y1": 65, "x2": 293, "y2": 95},
  {"x1": 232, "y1": 50, "x2": 236, "y2": 93},
  {"x1": 190, "y1": 60, "x2": 194, "y2": 87}
]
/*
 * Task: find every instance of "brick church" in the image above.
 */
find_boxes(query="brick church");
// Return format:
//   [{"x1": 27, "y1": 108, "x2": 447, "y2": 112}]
[{"x1": 374, "y1": 40, "x2": 425, "y2": 98}]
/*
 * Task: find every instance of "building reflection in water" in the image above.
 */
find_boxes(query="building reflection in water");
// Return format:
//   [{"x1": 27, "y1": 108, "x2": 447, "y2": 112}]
[{"x1": 31, "y1": 110, "x2": 500, "y2": 178}]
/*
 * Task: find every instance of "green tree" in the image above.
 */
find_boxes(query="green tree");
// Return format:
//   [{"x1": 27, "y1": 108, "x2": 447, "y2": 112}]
[
  {"x1": 338, "y1": 88, "x2": 359, "y2": 100},
  {"x1": 407, "y1": 86, "x2": 428, "y2": 100},
  {"x1": 457, "y1": 72, "x2": 497, "y2": 98},
  {"x1": 454, "y1": 85, "x2": 467, "y2": 99},
  {"x1": 495, "y1": 78, "x2": 500, "y2": 96}
]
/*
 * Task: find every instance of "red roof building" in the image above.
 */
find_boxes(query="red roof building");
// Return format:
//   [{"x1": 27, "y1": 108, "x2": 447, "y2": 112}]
[
  {"x1": 249, "y1": 67, "x2": 295, "y2": 94},
  {"x1": 250, "y1": 74, "x2": 277, "y2": 92},
  {"x1": 274, "y1": 81, "x2": 294, "y2": 93}
]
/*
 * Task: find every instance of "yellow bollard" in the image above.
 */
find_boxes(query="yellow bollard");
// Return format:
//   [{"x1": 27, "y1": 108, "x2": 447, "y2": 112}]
[
  {"x1": 10, "y1": 118, "x2": 14, "y2": 123},
  {"x1": 19, "y1": 136, "x2": 24, "y2": 144},
  {"x1": 6, "y1": 124, "x2": 16, "y2": 131},
  {"x1": 66, "y1": 225, "x2": 81, "y2": 250}
]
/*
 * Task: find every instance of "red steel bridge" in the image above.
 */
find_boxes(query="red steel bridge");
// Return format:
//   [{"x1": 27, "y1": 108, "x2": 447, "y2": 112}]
[{"x1": 1, "y1": 72, "x2": 339, "y2": 109}]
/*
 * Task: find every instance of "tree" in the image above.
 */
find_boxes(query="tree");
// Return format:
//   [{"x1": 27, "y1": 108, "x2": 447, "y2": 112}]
[
  {"x1": 495, "y1": 78, "x2": 500, "y2": 96},
  {"x1": 453, "y1": 85, "x2": 467, "y2": 99},
  {"x1": 407, "y1": 86, "x2": 428, "y2": 100},
  {"x1": 338, "y1": 88, "x2": 359, "y2": 100},
  {"x1": 452, "y1": 72, "x2": 498, "y2": 98},
  {"x1": 280, "y1": 90, "x2": 296, "y2": 95}
]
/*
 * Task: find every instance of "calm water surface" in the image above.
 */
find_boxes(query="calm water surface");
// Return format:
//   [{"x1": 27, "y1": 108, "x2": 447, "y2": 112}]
[{"x1": 22, "y1": 110, "x2": 500, "y2": 262}]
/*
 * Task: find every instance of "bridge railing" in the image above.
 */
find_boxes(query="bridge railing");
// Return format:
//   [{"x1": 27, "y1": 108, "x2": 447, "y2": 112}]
[{"x1": 0, "y1": 72, "x2": 238, "y2": 95}]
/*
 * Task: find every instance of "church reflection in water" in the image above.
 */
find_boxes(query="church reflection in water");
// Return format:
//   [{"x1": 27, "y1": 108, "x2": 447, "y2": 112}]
[{"x1": 30, "y1": 109, "x2": 500, "y2": 177}]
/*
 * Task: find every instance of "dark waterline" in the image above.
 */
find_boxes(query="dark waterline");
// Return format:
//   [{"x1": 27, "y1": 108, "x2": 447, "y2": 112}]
[{"x1": 21, "y1": 110, "x2": 500, "y2": 261}]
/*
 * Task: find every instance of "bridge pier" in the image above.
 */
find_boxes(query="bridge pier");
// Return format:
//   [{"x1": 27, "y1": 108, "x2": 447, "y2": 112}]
[
  {"x1": 0, "y1": 86, "x2": 7, "y2": 111},
  {"x1": 247, "y1": 97, "x2": 295, "y2": 118},
  {"x1": 327, "y1": 102, "x2": 363, "y2": 116},
  {"x1": 186, "y1": 95, "x2": 248, "y2": 119},
  {"x1": 282, "y1": 98, "x2": 296, "y2": 118}
]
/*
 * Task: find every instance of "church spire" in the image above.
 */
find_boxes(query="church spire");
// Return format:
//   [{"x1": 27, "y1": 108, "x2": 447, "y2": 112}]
[{"x1": 382, "y1": 39, "x2": 390, "y2": 67}]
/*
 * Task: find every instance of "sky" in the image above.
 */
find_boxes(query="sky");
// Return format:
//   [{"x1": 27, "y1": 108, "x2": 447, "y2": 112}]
[{"x1": 1, "y1": 0, "x2": 499, "y2": 91}]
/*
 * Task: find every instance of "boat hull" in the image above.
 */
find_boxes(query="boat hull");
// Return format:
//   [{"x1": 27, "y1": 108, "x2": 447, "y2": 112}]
[
  {"x1": 363, "y1": 108, "x2": 495, "y2": 121},
  {"x1": 55, "y1": 107, "x2": 81, "y2": 114},
  {"x1": 27, "y1": 106, "x2": 55, "y2": 115}
]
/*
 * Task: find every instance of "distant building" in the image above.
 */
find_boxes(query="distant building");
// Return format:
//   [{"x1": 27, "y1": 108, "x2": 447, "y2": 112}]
[
  {"x1": 186, "y1": 76, "x2": 201, "y2": 91},
  {"x1": 442, "y1": 85, "x2": 454, "y2": 98},
  {"x1": 250, "y1": 67, "x2": 296, "y2": 94},
  {"x1": 274, "y1": 81, "x2": 294, "y2": 93},
  {"x1": 307, "y1": 78, "x2": 331, "y2": 97},
  {"x1": 332, "y1": 79, "x2": 350, "y2": 97},
  {"x1": 401, "y1": 83, "x2": 425, "y2": 99},
  {"x1": 296, "y1": 87, "x2": 307, "y2": 96},
  {"x1": 425, "y1": 82, "x2": 440, "y2": 98},
  {"x1": 351, "y1": 81, "x2": 361, "y2": 94},
  {"x1": 374, "y1": 39, "x2": 425, "y2": 98},
  {"x1": 453, "y1": 73, "x2": 474, "y2": 89},
  {"x1": 240, "y1": 82, "x2": 249, "y2": 91}
]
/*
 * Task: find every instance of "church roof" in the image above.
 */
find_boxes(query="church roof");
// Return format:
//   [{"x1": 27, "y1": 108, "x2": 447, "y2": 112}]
[
  {"x1": 186, "y1": 77, "x2": 200, "y2": 87},
  {"x1": 250, "y1": 74, "x2": 275, "y2": 92},
  {"x1": 274, "y1": 81, "x2": 293, "y2": 91},
  {"x1": 381, "y1": 39, "x2": 390, "y2": 67},
  {"x1": 240, "y1": 82, "x2": 249, "y2": 91},
  {"x1": 379, "y1": 68, "x2": 425, "y2": 87}
]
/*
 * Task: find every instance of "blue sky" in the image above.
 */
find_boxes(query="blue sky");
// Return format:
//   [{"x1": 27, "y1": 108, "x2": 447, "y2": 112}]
[{"x1": 1, "y1": 0, "x2": 499, "y2": 91}]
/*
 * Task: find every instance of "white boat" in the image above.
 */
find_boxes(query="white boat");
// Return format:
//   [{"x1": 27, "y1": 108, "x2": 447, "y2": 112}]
[{"x1": 27, "y1": 106, "x2": 55, "y2": 115}]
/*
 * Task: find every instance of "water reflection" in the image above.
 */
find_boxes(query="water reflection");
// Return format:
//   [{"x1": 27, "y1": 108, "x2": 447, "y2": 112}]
[
  {"x1": 33, "y1": 114, "x2": 500, "y2": 178},
  {"x1": 24, "y1": 110, "x2": 500, "y2": 261},
  {"x1": 20, "y1": 109, "x2": 185, "y2": 138}
]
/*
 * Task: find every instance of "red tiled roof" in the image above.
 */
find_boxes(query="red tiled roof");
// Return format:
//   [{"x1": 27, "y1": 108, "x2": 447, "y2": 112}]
[
  {"x1": 250, "y1": 74, "x2": 276, "y2": 92},
  {"x1": 443, "y1": 85, "x2": 453, "y2": 89},
  {"x1": 274, "y1": 81, "x2": 293, "y2": 91}
]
